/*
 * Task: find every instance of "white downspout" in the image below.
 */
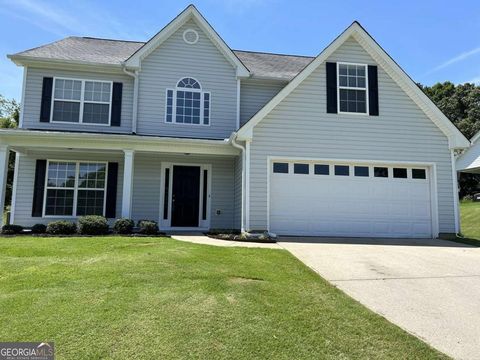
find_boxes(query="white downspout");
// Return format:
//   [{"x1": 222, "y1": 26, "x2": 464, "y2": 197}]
[
  {"x1": 236, "y1": 79, "x2": 241, "y2": 130},
  {"x1": 450, "y1": 149, "x2": 461, "y2": 234},
  {"x1": 231, "y1": 133, "x2": 246, "y2": 232},
  {"x1": 122, "y1": 67, "x2": 139, "y2": 134}
]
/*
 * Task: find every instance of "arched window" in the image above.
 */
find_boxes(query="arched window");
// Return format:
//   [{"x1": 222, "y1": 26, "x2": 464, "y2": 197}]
[{"x1": 165, "y1": 77, "x2": 210, "y2": 125}]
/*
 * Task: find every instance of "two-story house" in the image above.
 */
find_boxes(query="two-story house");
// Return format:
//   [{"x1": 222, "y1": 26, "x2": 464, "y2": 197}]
[{"x1": 0, "y1": 5, "x2": 469, "y2": 238}]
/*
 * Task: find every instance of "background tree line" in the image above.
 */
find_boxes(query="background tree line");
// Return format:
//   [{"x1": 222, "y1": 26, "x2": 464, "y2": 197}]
[
  {"x1": 0, "y1": 81, "x2": 479, "y2": 212},
  {"x1": 419, "y1": 82, "x2": 480, "y2": 197}
]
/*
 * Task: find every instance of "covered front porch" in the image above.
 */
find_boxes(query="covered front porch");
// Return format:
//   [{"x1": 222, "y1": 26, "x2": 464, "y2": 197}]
[{"x1": 0, "y1": 130, "x2": 242, "y2": 231}]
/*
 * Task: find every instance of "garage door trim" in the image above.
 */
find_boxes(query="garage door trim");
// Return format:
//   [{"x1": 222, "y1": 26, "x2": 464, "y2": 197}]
[{"x1": 266, "y1": 156, "x2": 439, "y2": 238}]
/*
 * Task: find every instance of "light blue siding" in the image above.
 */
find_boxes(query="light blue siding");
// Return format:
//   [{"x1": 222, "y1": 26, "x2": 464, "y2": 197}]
[
  {"x1": 22, "y1": 67, "x2": 134, "y2": 133},
  {"x1": 248, "y1": 37, "x2": 456, "y2": 233},
  {"x1": 136, "y1": 19, "x2": 238, "y2": 139},
  {"x1": 240, "y1": 79, "x2": 285, "y2": 126}
]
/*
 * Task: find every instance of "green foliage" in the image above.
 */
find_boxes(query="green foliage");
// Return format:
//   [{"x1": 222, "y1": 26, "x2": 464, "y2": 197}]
[
  {"x1": 46, "y1": 221, "x2": 77, "y2": 235},
  {"x1": 31, "y1": 224, "x2": 47, "y2": 234},
  {"x1": 420, "y1": 82, "x2": 480, "y2": 196},
  {"x1": 137, "y1": 220, "x2": 159, "y2": 235},
  {"x1": 419, "y1": 81, "x2": 480, "y2": 139},
  {"x1": 77, "y1": 216, "x2": 109, "y2": 235},
  {"x1": 1, "y1": 224, "x2": 23, "y2": 235},
  {"x1": 113, "y1": 218, "x2": 135, "y2": 234}
]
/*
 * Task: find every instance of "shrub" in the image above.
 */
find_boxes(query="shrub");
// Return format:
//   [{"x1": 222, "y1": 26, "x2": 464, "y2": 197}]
[
  {"x1": 113, "y1": 218, "x2": 135, "y2": 234},
  {"x1": 77, "y1": 216, "x2": 109, "y2": 235},
  {"x1": 1, "y1": 224, "x2": 23, "y2": 235},
  {"x1": 31, "y1": 224, "x2": 47, "y2": 234},
  {"x1": 46, "y1": 221, "x2": 77, "y2": 235},
  {"x1": 137, "y1": 220, "x2": 159, "y2": 235},
  {"x1": 463, "y1": 194, "x2": 474, "y2": 201}
]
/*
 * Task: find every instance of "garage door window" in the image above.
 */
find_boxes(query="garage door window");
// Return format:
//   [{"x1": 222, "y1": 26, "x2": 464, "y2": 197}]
[
  {"x1": 354, "y1": 166, "x2": 369, "y2": 177},
  {"x1": 393, "y1": 168, "x2": 408, "y2": 178},
  {"x1": 334, "y1": 165, "x2": 349, "y2": 176},
  {"x1": 273, "y1": 162, "x2": 289, "y2": 174},
  {"x1": 294, "y1": 163, "x2": 309, "y2": 174},
  {"x1": 314, "y1": 164, "x2": 329, "y2": 175},
  {"x1": 412, "y1": 169, "x2": 427, "y2": 179},
  {"x1": 374, "y1": 167, "x2": 388, "y2": 178}
]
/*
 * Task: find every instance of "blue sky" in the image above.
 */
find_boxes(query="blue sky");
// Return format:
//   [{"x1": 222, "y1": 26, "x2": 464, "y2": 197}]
[{"x1": 1, "y1": 0, "x2": 480, "y2": 101}]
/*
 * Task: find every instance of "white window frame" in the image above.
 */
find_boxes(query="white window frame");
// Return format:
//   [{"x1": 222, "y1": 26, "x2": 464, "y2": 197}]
[
  {"x1": 165, "y1": 77, "x2": 211, "y2": 126},
  {"x1": 42, "y1": 159, "x2": 108, "y2": 218},
  {"x1": 337, "y1": 62, "x2": 369, "y2": 115},
  {"x1": 50, "y1": 77, "x2": 113, "y2": 126}
]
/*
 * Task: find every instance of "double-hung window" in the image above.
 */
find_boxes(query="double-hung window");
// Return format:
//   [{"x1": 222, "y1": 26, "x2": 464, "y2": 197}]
[
  {"x1": 52, "y1": 78, "x2": 112, "y2": 125},
  {"x1": 44, "y1": 161, "x2": 107, "y2": 217},
  {"x1": 165, "y1": 77, "x2": 210, "y2": 125},
  {"x1": 337, "y1": 63, "x2": 368, "y2": 114}
]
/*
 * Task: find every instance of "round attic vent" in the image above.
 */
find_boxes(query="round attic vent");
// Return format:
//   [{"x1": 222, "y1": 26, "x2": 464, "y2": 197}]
[{"x1": 183, "y1": 29, "x2": 199, "y2": 44}]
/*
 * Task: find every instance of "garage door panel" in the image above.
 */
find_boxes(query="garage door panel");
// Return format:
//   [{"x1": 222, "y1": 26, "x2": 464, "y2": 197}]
[{"x1": 270, "y1": 161, "x2": 433, "y2": 238}]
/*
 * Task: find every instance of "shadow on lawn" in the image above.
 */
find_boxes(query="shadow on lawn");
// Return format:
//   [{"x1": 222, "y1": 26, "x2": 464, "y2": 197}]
[{"x1": 277, "y1": 236, "x2": 477, "y2": 248}]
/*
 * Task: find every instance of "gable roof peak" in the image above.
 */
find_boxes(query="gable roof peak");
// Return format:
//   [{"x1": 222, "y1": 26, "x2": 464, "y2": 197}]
[{"x1": 124, "y1": 4, "x2": 250, "y2": 77}]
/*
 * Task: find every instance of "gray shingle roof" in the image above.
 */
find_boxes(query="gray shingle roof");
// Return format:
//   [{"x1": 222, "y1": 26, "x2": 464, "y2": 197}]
[{"x1": 11, "y1": 36, "x2": 314, "y2": 80}]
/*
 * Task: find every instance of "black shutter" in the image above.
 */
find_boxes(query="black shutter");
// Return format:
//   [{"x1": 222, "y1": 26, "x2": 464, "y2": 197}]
[
  {"x1": 326, "y1": 62, "x2": 337, "y2": 113},
  {"x1": 105, "y1": 162, "x2": 118, "y2": 218},
  {"x1": 368, "y1": 65, "x2": 379, "y2": 116},
  {"x1": 32, "y1": 160, "x2": 47, "y2": 217},
  {"x1": 111, "y1": 83, "x2": 123, "y2": 127},
  {"x1": 40, "y1": 77, "x2": 53, "y2": 122}
]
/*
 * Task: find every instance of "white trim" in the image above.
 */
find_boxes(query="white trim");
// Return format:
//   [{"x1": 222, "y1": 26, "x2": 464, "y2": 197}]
[
  {"x1": 122, "y1": 68, "x2": 138, "y2": 133},
  {"x1": 236, "y1": 79, "x2": 241, "y2": 129},
  {"x1": 183, "y1": 28, "x2": 199, "y2": 44},
  {"x1": 9, "y1": 152, "x2": 20, "y2": 224},
  {"x1": 50, "y1": 77, "x2": 113, "y2": 126},
  {"x1": 19, "y1": 67, "x2": 27, "y2": 128},
  {"x1": 236, "y1": 22, "x2": 469, "y2": 149},
  {"x1": 266, "y1": 156, "x2": 440, "y2": 238},
  {"x1": 165, "y1": 78, "x2": 211, "y2": 126},
  {"x1": 245, "y1": 140, "x2": 251, "y2": 231},
  {"x1": 0, "y1": 146, "x2": 10, "y2": 226},
  {"x1": 231, "y1": 136, "x2": 245, "y2": 232},
  {"x1": 336, "y1": 62, "x2": 369, "y2": 115},
  {"x1": 42, "y1": 159, "x2": 108, "y2": 218},
  {"x1": 471, "y1": 130, "x2": 480, "y2": 144},
  {"x1": 450, "y1": 149, "x2": 460, "y2": 234},
  {"x1": 125, "y1": 5, "x2": 250, "y2": 77},
  {"x1": 159, "y1": 162, "x2": 212, "y2": 230},
  {"x1": 122, "y1": 150, "x2": 135, "y2": 218}
]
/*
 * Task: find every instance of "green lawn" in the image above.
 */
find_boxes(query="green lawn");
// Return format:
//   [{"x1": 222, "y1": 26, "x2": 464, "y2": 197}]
[
  {"x1": 0, "y1": 236, "x2": 446, "y2": 359},
  {"x1": 460, "y1": 200, "x2": 480, "y2": 244}
]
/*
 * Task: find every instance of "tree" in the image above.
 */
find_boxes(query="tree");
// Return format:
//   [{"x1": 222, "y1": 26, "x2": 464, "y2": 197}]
[
  {"x1": 0, "y1": 95, "x2": 19, "y2": 210},
  {"x1": 420, "y1": 82, "x2": 480, "y2": 197}
]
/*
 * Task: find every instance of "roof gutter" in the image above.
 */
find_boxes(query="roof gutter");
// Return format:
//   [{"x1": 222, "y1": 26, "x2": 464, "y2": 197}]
[
  {"x1": 229, "y1": 132, "x2": 246, "y2": 232},
  {"x1": 122, "y1": 65, "x2": 139, "y2": 134}
]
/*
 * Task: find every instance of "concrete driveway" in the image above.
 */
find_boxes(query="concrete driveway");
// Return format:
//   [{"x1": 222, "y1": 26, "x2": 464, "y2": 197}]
[{"x1": 278, "y1": 237, "x2": 480, "y2": 360}]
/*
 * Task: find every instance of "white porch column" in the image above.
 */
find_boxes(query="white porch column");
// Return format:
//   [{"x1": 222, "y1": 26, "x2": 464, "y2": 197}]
[
  {"x1": 122, "y1": 150, "x2": 135, "y2": 219},
  {"x1": 0, "y1": 145, "x2": 10, "y2": 225}
]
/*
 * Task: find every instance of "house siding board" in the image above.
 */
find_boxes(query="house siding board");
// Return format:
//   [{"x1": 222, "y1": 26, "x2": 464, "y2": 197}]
[
  {"x1": 22, "y1": 67, "x2": 133, "y2": 133},
  {"x1": 137, "y1": 20, "x2": 237, "y2": 139},
  {"x1": 131, "y1": 153, "x2": 236, "y2": 229},
  {"x1": 13, "y1": 152, "x2": 124, "y2": 226},
  {"x1": 248, "y1": 37, "x2": 455, "y2": 233},
  {"x1": 240, "y1": 79, "x2": 285, "y2": 126}
]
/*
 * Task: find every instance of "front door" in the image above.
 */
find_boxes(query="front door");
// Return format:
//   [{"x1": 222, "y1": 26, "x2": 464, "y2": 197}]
[{"x1": 171, "y1": 165, "x2": 200, "y2": 227}]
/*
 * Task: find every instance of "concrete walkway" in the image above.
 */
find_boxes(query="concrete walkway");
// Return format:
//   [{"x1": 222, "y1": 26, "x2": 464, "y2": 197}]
[
  {"x1": 278, "y1": 237, "x2": 480, "y2": 360},
  {"x1": 170, "y1": 233, "x2": 280, "y2": 249}
]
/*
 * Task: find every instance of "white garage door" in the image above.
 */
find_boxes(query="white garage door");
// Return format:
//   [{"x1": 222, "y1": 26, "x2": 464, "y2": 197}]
[{"x1": 269, "y1": 161, "x2": 433, "y2": 238}]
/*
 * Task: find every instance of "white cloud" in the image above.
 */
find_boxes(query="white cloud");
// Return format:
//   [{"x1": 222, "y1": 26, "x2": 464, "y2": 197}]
[
  {"x1": 466, "y1": 75, "x2": 480, "y2": 85},
  {"x1": 426, "y1": 46, "x2": 480, "y2": 75},
  {"x1": 0, "y1": 0, "x2": 149, "y2": 40}
]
